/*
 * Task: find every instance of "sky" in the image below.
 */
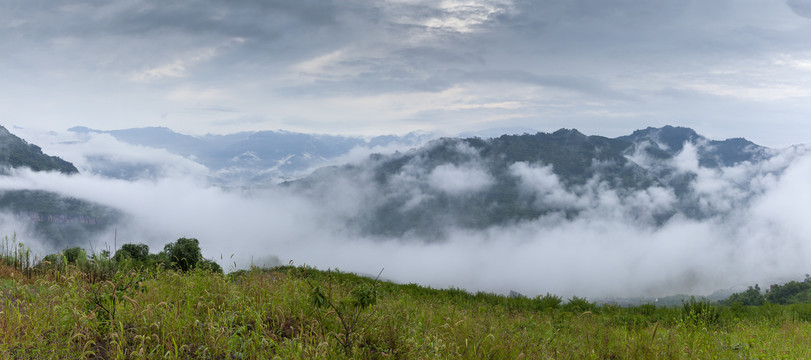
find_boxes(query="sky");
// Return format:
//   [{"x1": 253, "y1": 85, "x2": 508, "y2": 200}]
[{"x1": 3, "y1": 0, "x2": 811, "y2": 147}]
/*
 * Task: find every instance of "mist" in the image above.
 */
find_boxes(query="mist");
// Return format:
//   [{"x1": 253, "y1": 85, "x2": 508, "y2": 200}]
[{"x1": 3, "y1": 129, "x2": 811, "y2": 299}]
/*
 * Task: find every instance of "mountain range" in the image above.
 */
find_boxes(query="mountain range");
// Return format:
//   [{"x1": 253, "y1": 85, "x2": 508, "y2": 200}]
[
  {"x1": 288, "y1": 126, "x2": 774, "y2": 239},
  {"x1": 0, "y1": 124, "x2": 785, "y2": 248},
  {"x1": 69, "y1": 126, "x2": 435, "y2": 184}
]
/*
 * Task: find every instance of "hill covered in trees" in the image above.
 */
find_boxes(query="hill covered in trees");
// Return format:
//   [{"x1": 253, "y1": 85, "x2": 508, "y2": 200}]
[
  {"x1": 289, "y1": 126, "x2": 774, "y2": 238},
  {"x1": 0, "y1": 125, "x2": 119, "y2": 249},
  {"x1": 0, "y1": 125, "x2": 78, "y2": 174}
]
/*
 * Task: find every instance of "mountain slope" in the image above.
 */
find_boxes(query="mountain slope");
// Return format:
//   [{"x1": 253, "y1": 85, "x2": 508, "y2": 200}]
[
  {"x1": 0, "y1": 125, "x2": 118, "y2": 249},
  {"x1": 618, "y1": 125, "x2": 769, "y2": 168},
  {"x1": 289, "y1": 126, "x2": 774, "y2": 239},
  {"x1": 0, "y1": 125, "x2": 78, "y2": 174}
]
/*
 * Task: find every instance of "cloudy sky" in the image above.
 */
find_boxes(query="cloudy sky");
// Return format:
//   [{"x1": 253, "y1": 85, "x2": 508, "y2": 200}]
[{"x1": 3, "y1": 0, "x2": 811, "y2": 146}]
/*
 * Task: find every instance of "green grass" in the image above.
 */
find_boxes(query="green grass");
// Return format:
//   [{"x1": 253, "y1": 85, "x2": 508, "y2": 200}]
[{"x1": 2, "y1": 252, "x2": 811, "y2": 358}]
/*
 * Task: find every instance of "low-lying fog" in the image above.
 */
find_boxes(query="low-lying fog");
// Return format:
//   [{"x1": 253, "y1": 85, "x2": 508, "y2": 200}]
[{"x1": 3, "y1": 128, "x2": 811, "y2": 300}]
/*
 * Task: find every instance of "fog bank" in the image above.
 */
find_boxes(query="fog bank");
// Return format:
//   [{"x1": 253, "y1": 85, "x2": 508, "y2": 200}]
[{"x1": 2, "y1": 130, "x2": 811, "y2": 298}]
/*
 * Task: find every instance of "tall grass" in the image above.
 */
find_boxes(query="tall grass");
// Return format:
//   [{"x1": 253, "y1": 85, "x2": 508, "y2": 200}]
[
  {"x1": 0, "y1": 233, "x2": 33, "y2": 278},
  {"x1": 2, "y1": 239, "x2": 811, "y2": 358}
]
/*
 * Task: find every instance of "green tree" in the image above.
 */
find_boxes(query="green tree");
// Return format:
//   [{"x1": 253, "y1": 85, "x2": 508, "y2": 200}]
[
  {"x1": 113, "y1": 243, "x2": 150, "y2": 263},
  {"x1": 724, "y1": 285, "x2": 764, "y2": 306},
  {"x1": 62, "y1": 247, "x2": 88, "y2": 266},
  {"x1": 766, "y1": 280, "x2": 811, "y2": 304},
  {"x1": 162, "y1": 237, "x2": 202, "y2": 272},
  {"x1": 197, "y1": 258, "x2": 223, "y2": 274}
]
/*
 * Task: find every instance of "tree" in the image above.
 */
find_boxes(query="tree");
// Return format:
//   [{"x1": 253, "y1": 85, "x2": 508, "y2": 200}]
[
  {"x1": 162, "y1": 237, "x2": 202, "y2": 272},
  {"x1": 766, "y1": 280, "x2": 810, "y2": 304},
  {"x1": 724, "y1": 285, "x2": 764, "y2": 306},
  {"x1": 62, "y1": 247, "x2": 88, "y2": 266},
  {"x1": 113, "y1": 243, "x2": 149, "y2": 263}
]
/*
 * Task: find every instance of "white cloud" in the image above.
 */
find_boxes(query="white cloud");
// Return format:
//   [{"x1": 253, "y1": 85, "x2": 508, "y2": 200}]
[
  {"x1": 388, "y1": 0, "x2": 516, "y2": 33},
  {"x1": 428, "y1": 163, "x2": 493, "y2": 195},
  {"x1": 130, "y1": 38, "x2": 244, "y2": 83},
  {"x1": 510, "y1": 162, "x2": 581, "y2": 209},
  {"x1": 292, "y1": 49, "x2": 348, "y2": 74}
]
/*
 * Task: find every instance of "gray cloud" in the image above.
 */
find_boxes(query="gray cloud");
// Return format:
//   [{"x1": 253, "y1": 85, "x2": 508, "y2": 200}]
[
  {"x1": 3, "y1": 1, "x2": 811, "y2": 144},
  {"x1": 787, "y1": 0, "x2": 811, "y2": 19}
]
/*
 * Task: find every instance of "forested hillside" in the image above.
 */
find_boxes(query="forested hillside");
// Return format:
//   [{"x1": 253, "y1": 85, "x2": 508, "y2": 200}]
[
  {"x1": 0, "y1": 125, "x2": 78, "y2": 174},
  {"x1": 0, "y1": 125, "x2": 119, "y2": 249},
  {"x1": 289, "y1": 126, "x2": 773, "y2": 238}
]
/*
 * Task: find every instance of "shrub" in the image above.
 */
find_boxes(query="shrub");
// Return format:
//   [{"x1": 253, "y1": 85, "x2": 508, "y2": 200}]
[
  {"x1": 162, "y1": 237, "x2": 202, "y2": 272},
  {"x1": 197, "y1": 258, "x2": 223, "y2": 274},
  {"x1": 534, "y1": 293, "x2": 563, "y2": 311},
  {"x1": 563, "y1": 296, "x2": 595, "y2": 312},
  {"x1": 113, "y1": 243, "x2": 150, "y2": 263},
  {"x1": 62, "y1": 247, "x2": 88, "y2": 267},
  {"x1": 682, "y1": 296, "x2": 720, "y2": 326}
]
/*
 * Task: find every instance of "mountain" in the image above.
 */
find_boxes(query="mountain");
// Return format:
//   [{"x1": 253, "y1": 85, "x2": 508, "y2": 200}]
[
  {"x1": 69, "y1": 126, "x2": 436, "y2": 183},
  {"x1": 618, "y1": 126, "x2": 769, "y2": 168},
  {"x1": 0, "y1": 125, "x2": 78, "y2": 174},
  {"x1": 0, "y1": 126, "x2": 119, "y2": 249},
  {"x1": 0, "y1": 190, "x2": 121, "y2": 249},
  {"x1": 288, "y1": 126, "x2": 773, "y2": 239}
]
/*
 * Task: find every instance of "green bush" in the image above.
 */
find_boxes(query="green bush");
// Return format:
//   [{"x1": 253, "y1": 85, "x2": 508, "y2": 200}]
[
  {"x1": 62, "y1": 247, "x2": 88, "y2": 267},
  {"x1": 534, "y1": 293, "x2": 563, "y2": 311},
  {"x1": 563, "y1": 296, "x2": 595, "y2": 312},
  {"x1": 113, "y1": 243, "x2": 150, "y2": 263},
  {"x1": 682, "y1": 296, "x2": 720, "y2": 326},
  {"x1": 161, "y1": 237, "x2": 202, "y2": 272},
  {"x1": 197, "y1": 258, "x2": 223, "y2": 274}
]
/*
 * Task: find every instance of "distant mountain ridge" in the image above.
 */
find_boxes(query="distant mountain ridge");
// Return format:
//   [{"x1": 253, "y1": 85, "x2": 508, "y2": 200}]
[
  {"x1": 289, "y1": 125, "x2": 774, "y2": 239},
  {"x1": 618, "y1": 126, "x2": 768, "y2": 168},
  {"x1": 69, "y1": 126, "x2": 436, "y2": 183},
  {"x1": 0, "y1": 124, "x2": 780, "y2": 247}
]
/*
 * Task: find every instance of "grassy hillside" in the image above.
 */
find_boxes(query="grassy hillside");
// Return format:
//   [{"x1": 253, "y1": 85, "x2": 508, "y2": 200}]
[{"x1": 2, "y1": 240, "x2": 811, "y2": 359}]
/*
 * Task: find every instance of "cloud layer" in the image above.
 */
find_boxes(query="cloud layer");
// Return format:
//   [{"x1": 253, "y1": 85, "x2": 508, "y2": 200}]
[
  {"x1": 4, "y1": 1, "x2": 811, "y2": 145},
  {"x1": 3, "y1": 129, "x2": 811, "y2": 300}
]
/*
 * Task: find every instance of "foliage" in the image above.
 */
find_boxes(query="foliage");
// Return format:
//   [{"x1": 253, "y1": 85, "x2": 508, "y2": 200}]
[
  {"x1": 6, "y1": 255, "x2": 811, "y2": 358},
  {"x1": 0, "y1": 190, "x2": 121, "y2": 249},
  {"x1": 0, "y1": 125, "x2": 79, "y2": 174},
  {"x1": 534, "y1": 292, "x2": 563, "y2": 311},
  {"x1": 563, "y1": 295, "x2": 596, "y2": 312},
  {"x1": 62, "y1": 246, "x2": 89, "y2": 266},
  {"x1": 723, "y1": 284, "x2": 765, "y2": 306},
  {"x1": 161, "y1": 237, "x2": 203, "y2": 272},
  {"x1": 0, "y1": 233, "x2": 31, "y2": 275},
  {"x1": 196, "y1": 257, "x2": 223, "y2": 274},
  {"x1": 766, "y1": 278, "x2": 811, "y2": 304},
  {"x1": 682, "y1": 296, "x2": 721, "y2": 326},
  {"x1": 7, "y1": 236, "x2": 811, "y2": 358},
  {"x1": 722, "y1": 277, "x2": 811, "y2": 306},
  {"x1": 113, "y1": 243, "x2": 149, "y2": 263},
  {"x1": 292, "y1": 126, "x2": 767, "y2": 239},
  {"x1": 308, "y1": 269, "x2": 382, "y2": 356}
]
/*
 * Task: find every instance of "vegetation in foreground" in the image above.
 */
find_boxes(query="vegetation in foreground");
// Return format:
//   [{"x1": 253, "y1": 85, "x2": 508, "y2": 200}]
[{"x1": 1, "y1": 237, "x2": 811, "y2": 359}]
